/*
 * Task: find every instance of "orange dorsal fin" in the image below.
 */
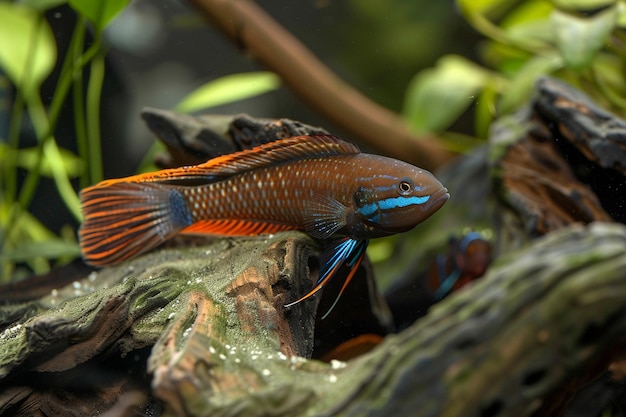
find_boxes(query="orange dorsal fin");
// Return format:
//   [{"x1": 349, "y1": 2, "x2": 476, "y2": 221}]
[
  {"x1": 181, "y1": 219, "x2": 296, "y2": 236},
  {"x1": 95, "y1": 135, "x2": 360, "y2": 187}
]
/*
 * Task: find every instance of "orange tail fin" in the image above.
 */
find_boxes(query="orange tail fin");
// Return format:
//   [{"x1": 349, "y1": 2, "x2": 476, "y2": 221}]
[{"x1": 79, "y1": 182, "x2": 193, "y2": 266}]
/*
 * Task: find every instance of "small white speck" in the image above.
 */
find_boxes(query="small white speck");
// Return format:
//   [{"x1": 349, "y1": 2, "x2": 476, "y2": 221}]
[
  {"x1": 219, "y1": 354, "x2": 227, "y2": 361},
  {"x1": 328, "y1": 374, "x2": 337, "y2": 383},
  {"x1": 72, "y1": 281, "x2": 81, "y2": 289},
  {"x1": 330, "y1": 359, "x2": 346, "y2": 369},
  {"x1": 50, "y1": 289, "x2": 58, "y2": 297},
  {"x1": 2, "y1": 323, "x2": 22, "y2": 338},
  {"x1": 209, "y1": 346, "x2": 216, "y2": 354},
  {"x1": 167, "y1": 312, "x2": 175, "y2": 320},
  {"x1": 262, "y1": 369, "x2": 271, "y2": 376},
  {"x1": 234, "y1": 358, "x2": 241, "y2": 363},
  {"x1": 88, "y1": 272, "x2": 97, "y2": 282},
  {"x1": 251, "y1": 355, "x2": 259, "y2": 360}
]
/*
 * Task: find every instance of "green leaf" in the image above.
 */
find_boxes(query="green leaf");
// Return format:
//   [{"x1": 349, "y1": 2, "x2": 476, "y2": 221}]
[
  {"x1": 617, "y1": 0, "x2": 626, "y2": 27},
  {"x1": 0, "y1": 3, "x2": 56, "y2": 96},
  {"x1": 501, "y1": 0, "x2": 554, "y2": 48},
  {"x1": 68, "y1": 0, "x2": 130, "y2": 30},
  {"x1": 551, "y1": 0, "x2": 617, "y2": 10},
  {"x1": 0, "y1": 144, "x2": 84, "y2": 178},
  {"x1": 403, "y1": 55, "x2": 490, "y2": 134},
  {"x1": 456, "y1": 0, "x2": 520, "y2": 17},
  {"x1": 551, "y1": 6, "x2": 617, "y2": 71},
  {"x1": 499, "y1": 54, "x2": 563, "y2": 113},
  {"x1": 0, "y1": 240, "x2": 81, "y2": 262},
  {"x1": 175, "y1": 72, "x2": 281, "y2": 113},
  {"x1": 19, "y1": 0, "x2": 68, "y2": 12}
]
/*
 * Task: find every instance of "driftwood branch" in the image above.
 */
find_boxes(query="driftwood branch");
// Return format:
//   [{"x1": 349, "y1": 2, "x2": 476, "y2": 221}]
[
  {"x1": 1, "y1": 224, "x2": 625, "y2": 416},
  {"x1": 183, "y1": 0, "x2": 452, "y2": 170}
]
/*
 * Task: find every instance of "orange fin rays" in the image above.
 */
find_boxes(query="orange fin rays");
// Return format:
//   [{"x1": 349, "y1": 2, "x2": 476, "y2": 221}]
[
  {"x1": 181, "y1": 219, "x2": 295, "y2": 236},
  {"x1": 94, "y1": 135, "x2": 360, "y2": 187},
  {"x1": 79, "y1": 182, "x2": 193, "y2": 266}
]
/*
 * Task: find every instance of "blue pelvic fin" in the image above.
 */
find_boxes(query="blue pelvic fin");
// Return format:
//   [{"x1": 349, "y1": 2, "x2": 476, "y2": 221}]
[{"x1": 284, "y1": 238, "x2": 369, "y2": 318}]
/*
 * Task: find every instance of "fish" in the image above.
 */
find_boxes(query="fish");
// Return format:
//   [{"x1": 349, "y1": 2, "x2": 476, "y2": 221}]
[
  {"x1": 427, "y1": 232, "x2": 492, "y2": 299},
  {"x1": 79, "y1": 135, "x2": 449, "y2": 314}
]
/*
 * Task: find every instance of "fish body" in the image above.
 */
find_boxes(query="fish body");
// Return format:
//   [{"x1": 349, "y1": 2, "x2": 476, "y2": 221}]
[
  {"x1": 428, "y1": 232, "x2": 492, "y2": 299},
  {"x1": 80, "y1": 135, "x2": 449, "y2": 312}
]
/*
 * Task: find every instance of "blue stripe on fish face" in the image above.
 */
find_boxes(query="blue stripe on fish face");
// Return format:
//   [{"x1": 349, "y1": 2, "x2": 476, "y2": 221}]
[{"x1": 358, "y1": 195, "x2": 431, "y2": 222}]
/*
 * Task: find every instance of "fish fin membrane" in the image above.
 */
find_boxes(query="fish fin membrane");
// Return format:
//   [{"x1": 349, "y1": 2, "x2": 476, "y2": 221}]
[
  {"x1": 284, "y1": 238, "x2": 369, "y2": 314},
  {"x1": 79, "y1": 182, "x2": 192, "y2": 266},
  {"x1": 181, "y1": 219, "x2": 295, "y2": 236},
  {"x1": 93, "y1": 135, "x2": 361, "y2": 187},
  {"x1": 303, "y1": 194, "x2": 348, "y2": 240}
]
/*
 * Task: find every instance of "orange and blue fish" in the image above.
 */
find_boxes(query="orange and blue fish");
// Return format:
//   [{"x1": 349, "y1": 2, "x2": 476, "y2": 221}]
[
  {"x1": 79, "y1": 135, "x2": 449, "y2": 314},
  {"x1": 427, "y1": 232, "x2": 492, "y2": 299}
]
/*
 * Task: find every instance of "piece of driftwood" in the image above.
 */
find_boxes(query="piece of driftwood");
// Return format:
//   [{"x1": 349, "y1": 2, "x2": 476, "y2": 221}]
[
  {"x1": 141, "y1": 109, "x2": 330, "y2": 168},
  {"x1": 1, "y1": 223, "x2": 625, "y2": 416},
  {"x1": 489, "y1": 77, "x2": 625, "y2": 251}
]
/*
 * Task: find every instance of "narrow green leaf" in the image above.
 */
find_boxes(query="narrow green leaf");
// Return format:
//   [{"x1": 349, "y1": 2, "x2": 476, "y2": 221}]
[
  {"x1": 68, "y1": 0, "x2": 130, "y2": 30},
  {"x1": 403, "y1": 55, "x2": 490, "y2": 134},
  {"x1": 175, "y1": 72, "x2": 281, "y2": 113},
  {"x1": 0, "y1": 3, "x2": 56, "y2": 96},
  {"x1": 0, "y1": 240, "x2": 80, "y2": 262},
  {"x1": 0, "y1": 144, "x2": 84, "y2": 178},
  {"x1": 551, "y1": 7, "x2": 617, "y2": 72}
]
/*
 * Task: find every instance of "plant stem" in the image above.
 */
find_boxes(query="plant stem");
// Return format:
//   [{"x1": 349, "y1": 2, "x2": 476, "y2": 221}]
[
  {"x1": 3, "y1": 21, "x2": 100, "y2": 249},
  {"x1": 86, "y1": 44, "x2": 105, "y2": 184},
  {"x1": 71, "y1": 19, "x2": 89, "y2": 190}
]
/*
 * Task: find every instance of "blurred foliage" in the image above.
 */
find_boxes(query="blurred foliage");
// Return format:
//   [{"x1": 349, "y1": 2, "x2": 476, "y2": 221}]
[
  {"x1": 3, "y1": 0, "x2": 626, "y2": 280},
  {"x1": 342, "y1": 0, "x2": 476, "y2": 112},
  {"x1": 0, "y1": 0, "x2": 279, "y2": 280},
  {"x1": 403, "y1": 0, "x2": 626, "y2": 146}
]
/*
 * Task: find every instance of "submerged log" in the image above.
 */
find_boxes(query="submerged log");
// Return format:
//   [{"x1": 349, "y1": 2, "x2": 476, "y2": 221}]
[{"x1": 1, "y1": 223, "x2": 625, "y2": 416}]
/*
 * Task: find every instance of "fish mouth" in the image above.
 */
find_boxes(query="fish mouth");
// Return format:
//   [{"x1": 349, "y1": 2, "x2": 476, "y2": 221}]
[{"x1": 426, "y1": 187, "x2": 450, "y2": 212}]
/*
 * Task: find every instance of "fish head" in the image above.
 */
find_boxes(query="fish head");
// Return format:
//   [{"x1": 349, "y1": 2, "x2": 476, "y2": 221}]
[{"x1": 351, "y1": 158, "x2": 449, "y2": 238}]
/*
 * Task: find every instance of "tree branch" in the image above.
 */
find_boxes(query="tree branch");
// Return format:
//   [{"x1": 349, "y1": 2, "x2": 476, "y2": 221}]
[{"x1": 184, "y1": 0, "x2": 452, "y2": 171}]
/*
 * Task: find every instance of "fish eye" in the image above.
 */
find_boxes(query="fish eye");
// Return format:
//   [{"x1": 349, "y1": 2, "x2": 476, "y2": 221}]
[{"x1": 398, "y1": 178, "x2": 413, "y2": 195}]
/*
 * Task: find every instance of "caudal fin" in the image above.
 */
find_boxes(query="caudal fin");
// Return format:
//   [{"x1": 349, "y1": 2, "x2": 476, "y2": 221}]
[{"x1": 79, "y1": 182, "x2": 193, "y2": 266}]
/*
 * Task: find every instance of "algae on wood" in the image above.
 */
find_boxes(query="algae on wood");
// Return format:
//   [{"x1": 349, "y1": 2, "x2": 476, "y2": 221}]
[{"x1": 1, "y1": 224, "x2": 625, "y2": 416}]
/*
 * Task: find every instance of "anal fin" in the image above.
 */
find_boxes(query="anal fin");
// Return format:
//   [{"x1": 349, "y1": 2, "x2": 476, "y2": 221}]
[{"x1": 181, "y1": 219, "x2": 296, "y2": 236}]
